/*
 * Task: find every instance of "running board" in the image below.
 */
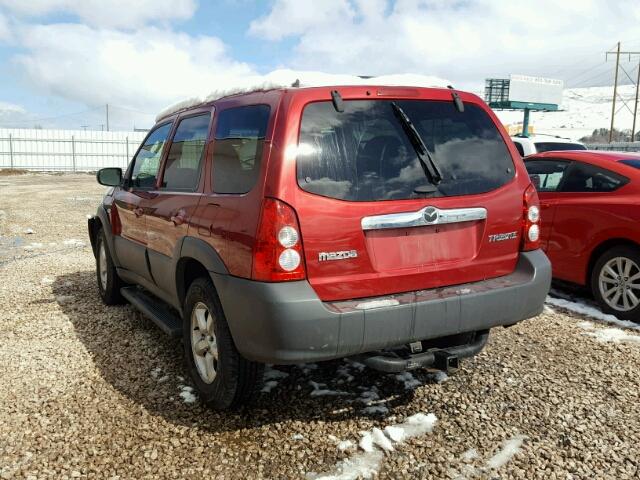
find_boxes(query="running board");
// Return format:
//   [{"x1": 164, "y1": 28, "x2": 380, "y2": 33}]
[{"x1": 120, "y1": 287, "x2": 182, "y2": 338}]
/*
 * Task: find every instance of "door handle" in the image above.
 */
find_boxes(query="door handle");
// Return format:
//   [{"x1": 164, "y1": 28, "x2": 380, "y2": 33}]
[{"x1": 134, "y1": 207, "x2": 144, "y2": 217}]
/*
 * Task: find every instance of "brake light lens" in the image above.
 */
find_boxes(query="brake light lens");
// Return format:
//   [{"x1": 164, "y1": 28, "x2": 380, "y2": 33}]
[
  {"x1": 522, "y1": 184, "x2": 541, "y2": 251},
  {"x1": 252, "y1": 198, "x2": 306, "y2": 281}
]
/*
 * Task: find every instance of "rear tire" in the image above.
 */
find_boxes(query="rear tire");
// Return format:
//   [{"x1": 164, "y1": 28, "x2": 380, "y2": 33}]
[
  {"x1": 96, "y1": 230, "x2": 125, "y2": 305},
  {"x1": 591, "y1": 245, "x2": 640, "y2": 322},
  {"x1": 183, "y1": 277, "x2": 263, "y2": 409}
]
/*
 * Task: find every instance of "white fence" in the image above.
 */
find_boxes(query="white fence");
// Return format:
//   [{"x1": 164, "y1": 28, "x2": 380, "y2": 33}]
[
  {"x1": 0, "y1": 128, "x2": 147, "y2": 172},
  {"x1": 587, "y1": 142, "x2": 640, "y2": 152}
]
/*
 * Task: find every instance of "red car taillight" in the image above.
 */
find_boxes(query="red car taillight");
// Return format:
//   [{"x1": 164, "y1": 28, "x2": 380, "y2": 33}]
[
  {"x1": 252, "y1": 198, "x2": 306, "y2": 282},
  {"x1": 521, "y1": 184, "x2": 541, "y2": 251}
]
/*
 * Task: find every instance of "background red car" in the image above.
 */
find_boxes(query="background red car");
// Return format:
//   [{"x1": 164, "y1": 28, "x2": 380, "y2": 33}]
[{"x1": 525, "y1": 151, "x2": 640, "y2": 321}]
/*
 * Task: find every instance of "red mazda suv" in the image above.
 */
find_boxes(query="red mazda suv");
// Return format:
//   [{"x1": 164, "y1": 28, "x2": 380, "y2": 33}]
[{"x1": 88, "y1": 84, "x2": 551, "y2": 409}]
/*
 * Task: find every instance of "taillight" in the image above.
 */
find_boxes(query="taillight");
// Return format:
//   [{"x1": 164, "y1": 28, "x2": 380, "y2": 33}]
[
  {"x1": 252, "y1": 198, "x2": 306, "y2": 282},
  {"x1": 521, "y1": 184, "x2": 541, "y2": 251}
]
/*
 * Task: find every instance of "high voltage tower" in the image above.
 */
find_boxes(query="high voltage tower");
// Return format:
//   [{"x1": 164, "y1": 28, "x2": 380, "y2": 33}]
[{"x1": 606, "y1": 42, "x2": 640, "y2": 142}]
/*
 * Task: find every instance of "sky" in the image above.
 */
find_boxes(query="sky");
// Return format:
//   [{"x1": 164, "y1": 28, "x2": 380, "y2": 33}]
[{"x1": 0, "y1": 0, "x2": 639, "y2": 131}]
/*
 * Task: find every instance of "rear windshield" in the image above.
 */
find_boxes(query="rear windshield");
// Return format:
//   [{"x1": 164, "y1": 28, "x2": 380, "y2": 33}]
[
  {"x1": 619, "y1": 159, "x2": 640, "y2": 170},
  {"x1": 534, "y1": 142, "x2": 586, "y2": 153},
  {"x1": 296, "y1": 100, "x2": 515, "y2": 201}
]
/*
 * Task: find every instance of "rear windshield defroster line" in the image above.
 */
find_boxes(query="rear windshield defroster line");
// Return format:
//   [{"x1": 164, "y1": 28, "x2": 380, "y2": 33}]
[{"x1": 296, "y1": 99, "x2": 515, "y2": 202}]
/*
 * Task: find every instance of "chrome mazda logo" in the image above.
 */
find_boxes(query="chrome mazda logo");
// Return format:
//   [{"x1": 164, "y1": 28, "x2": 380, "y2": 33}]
[{"x1": 423, "y1": 206, "x2": 439, "y2": 223}]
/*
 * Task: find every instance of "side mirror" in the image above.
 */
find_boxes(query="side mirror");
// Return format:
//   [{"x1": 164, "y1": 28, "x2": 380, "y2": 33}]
[{"x1": 96, "y1": 167, "x2": 122, "y2": 187}]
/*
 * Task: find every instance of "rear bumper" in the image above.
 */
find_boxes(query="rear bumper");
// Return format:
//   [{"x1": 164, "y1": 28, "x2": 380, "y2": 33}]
[{"x1": 212, "y1": 250, "x2": 551, "y2": 364}]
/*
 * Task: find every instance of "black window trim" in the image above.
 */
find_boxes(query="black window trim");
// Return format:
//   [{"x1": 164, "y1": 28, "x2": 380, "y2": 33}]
[
  {"x1": 525, "y1": 157, "x2": 573, "y2": 192},
  {"x1": 210, "y1": 103, "x2": 272, "y2": 196},
  {"x1": 125, "y1": 120, "x2": 174, "y2": 191},
  {"x1": 157, "y1": 110, "x2": 213, "y2": 193}
]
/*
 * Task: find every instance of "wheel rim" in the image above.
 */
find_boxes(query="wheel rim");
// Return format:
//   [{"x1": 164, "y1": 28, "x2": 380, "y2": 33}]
[
  {"x1": 98, "y1": 242, "x2": 108, "y2": 290},
  {"x1": 599, "y1": 256, "x2": 640, "y2": 312},
  {"x1": 190, "y1": 302, "x2": 218, "y2": 384}
]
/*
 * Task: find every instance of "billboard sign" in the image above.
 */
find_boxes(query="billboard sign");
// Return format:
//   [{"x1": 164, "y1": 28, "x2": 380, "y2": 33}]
[{"x1": 508, "y1": 75, "x2": 563, "y2": 106}]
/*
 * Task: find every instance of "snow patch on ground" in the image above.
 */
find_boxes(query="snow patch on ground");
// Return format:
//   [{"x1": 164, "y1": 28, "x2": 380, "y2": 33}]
[
  {"x1": 261, "y1": 365, "x2": 289, "y2": 393},
  {"x1": 546, "y1": 296, "x2": 640, "y2": 331},
  {"x1": 292, "y1": 433, "x2": 305, "y2": 441},
  {"x1": 395, "y1": 371, "x2": 421, "y2": 390},
  {"x1": 297, "y1": 363, "x2": 319, "y2": 375},
  {"x1": 23, "y1": 228, "x2": 34, "y2": 234},
  {"x1": 178, "y1": 385, "x2": 197, "y2": 404},
  {"x1": 41, "y1": 276, "x2": 54, "y2": 285},
  {"x1": 309, "y1": 380, "x2": 350, "y2": 397},
  {"x1": 486, "y1": 436, "x2": 526, "y2": 469},
  {"x1": 451, "y1": 436, "x2": 526, "y2": 478},
  {"x1": 308, "y1": 413, "x2": 437, "y2": 480},
  {"x1": 577, "y1": 322, "x2": 640, "y2": 344},
  {"x1": 461, "y1": 448, "x2": 479, "y2": 461},
  {"x1": 356, "y1": 386, "x2": 389, "y2": 415},
  {"x1": 55, "y1": 295, "x2": 74, "y2": 304},
  {"x1": 337, "y1": 440, "x2": 354, "y2": 451},
  {"x1": 63, "y1": 239, "x2": 86, "y2": 248}
]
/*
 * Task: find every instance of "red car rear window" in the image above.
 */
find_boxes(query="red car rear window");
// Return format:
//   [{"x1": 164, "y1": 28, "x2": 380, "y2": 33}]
[{"x1": 296, "y1": 100, "x2": 515, "y2": 201}]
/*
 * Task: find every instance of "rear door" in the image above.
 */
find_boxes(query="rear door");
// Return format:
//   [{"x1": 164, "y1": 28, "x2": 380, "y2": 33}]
[
  {"x1": 293, "y1": 97, "x2": 524, "y2": 301},
  {"x1": 144, "y1": 112, "x2": 212, "y2": 297},
  {"x1": 524, "y1": 158, "x2": 571, "y2": 251},
  {"x1": 113, "y1": 122, "x2": 172, "y2": 280}
]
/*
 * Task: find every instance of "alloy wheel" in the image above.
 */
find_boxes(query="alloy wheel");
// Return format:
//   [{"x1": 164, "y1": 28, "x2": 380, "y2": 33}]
[
  {"x1": 598, "y1": 256, "x2": 640, "y2": 312},
  {"x1": 190, "y1": 302, "x2": 218, "y2": 384}
]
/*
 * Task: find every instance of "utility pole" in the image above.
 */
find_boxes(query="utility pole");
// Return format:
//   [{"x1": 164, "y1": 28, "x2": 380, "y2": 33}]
[
  {"x1": 606, "y1": 42, "x2": 640, "y2": 143},
  {"x1": 608, "y1": 42, "x2": 620, "y2": 143},
  {"x1": 106, "y1": 104, "x2": 110, "y2": 132},
  {"x1": 633, "y1": 61, "x2": 640, "y2": 142}
]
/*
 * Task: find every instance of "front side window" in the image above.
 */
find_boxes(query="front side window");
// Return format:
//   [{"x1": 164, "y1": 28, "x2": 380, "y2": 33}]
[
  {"x1": 161, "y1": 113, "x2": 211, "y2": 191},
  {"x1": 212, "y1": 105, "x2": 271, "y2": 194},
  {"x1": 130, "y1": 122, "x2": 172, "y2": 189},
  {"x1": 525, "y1": 159, "x2": 571, "y2": 192},
  {"x1": 534, "y1": 142, "x2": 586, "y2": 153},
  {"x1": 296, "y1": 100, "x2": 515, "y2": 201},
  {"x1": 561, "y1": 162, "x2": 628, "y2": 192}
]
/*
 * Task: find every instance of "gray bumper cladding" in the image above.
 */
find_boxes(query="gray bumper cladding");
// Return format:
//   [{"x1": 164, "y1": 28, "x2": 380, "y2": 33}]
[{"x1": 212, "y1": 250, "x2": 551, "y2": 364}]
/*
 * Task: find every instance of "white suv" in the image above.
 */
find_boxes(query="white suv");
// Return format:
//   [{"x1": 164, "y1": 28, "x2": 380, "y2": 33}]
[{"x1": 511, "y1": 135, "x2": 586, "y2": 157}]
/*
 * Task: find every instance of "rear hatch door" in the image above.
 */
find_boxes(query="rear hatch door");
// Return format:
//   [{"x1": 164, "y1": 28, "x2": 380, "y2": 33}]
[{"x1": 293, "y1": 95, "x2": 523, "y2": 302}]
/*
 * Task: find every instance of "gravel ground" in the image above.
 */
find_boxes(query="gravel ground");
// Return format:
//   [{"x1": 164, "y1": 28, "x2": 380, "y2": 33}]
[{"x1": 1, "y1": 173, "x2": 639, "y2": 479}]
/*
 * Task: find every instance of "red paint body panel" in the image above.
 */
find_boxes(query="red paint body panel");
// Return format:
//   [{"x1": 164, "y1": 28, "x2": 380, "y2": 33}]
[
  {"x1": 124, "y1": 85, "x2": 537, "y2": 303},
  {"x1": 527, "y1": 151, "x2": 640, "y2": 286}
]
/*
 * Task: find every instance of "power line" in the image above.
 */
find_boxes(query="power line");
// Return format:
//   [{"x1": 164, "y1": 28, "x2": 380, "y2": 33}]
[{"x1": 605, "y1": 42, "x2": 640, "y2": 142}]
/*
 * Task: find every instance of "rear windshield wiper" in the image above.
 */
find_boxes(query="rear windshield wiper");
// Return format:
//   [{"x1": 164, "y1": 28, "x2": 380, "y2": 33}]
[{"x1": 390, "y1": 102, "x2": 443, "y2": 187}]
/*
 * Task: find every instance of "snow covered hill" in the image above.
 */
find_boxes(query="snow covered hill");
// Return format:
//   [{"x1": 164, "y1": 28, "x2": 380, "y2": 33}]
[{"x1": 492, "y1": 85, "x2": 638, "y2": 141}]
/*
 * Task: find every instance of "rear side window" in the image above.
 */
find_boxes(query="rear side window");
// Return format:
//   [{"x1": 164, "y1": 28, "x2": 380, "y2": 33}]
[
  {"x1": 525, "y1": 159, "x2": 570, "y2": 192},
  {"x1": 212, "y1": 105, "x2": 271, "y2": 194},
  {"x1": 561, "y1": 162, "x2": 628, "y2": 192},
  {"x1": 162, "y1": 113, "x2": 211, "y2": 191},
  {"x1": 296, "y1": 100, "x2": 514, "y2": 201},
  {"x1": 130, "y1": 122, "x2": 172, "y2": 189},
  {"x1": 534, "y1": 142, "x2": 586, "y2": 153},
  {"x1": 619, "y1": 159, "x2": 640, "y2": 170}
]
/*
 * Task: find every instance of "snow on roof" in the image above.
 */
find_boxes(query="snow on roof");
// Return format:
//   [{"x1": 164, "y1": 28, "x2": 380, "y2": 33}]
[{"x1": 155, "y1": 69, "x2": 450, "y2": 122}]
